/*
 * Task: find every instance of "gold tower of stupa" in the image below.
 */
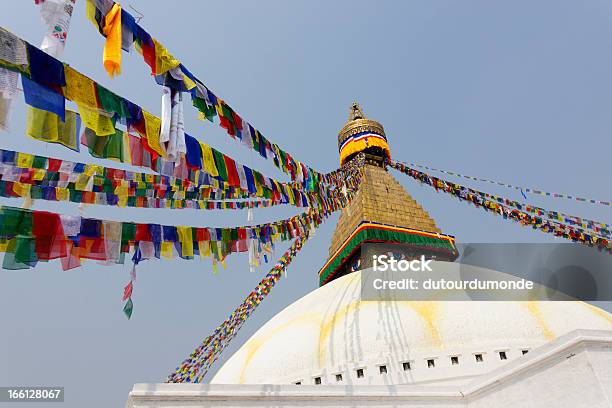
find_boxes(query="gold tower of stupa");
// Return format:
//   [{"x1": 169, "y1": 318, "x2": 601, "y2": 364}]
[{"x1": 318, "y1": 103, "x2": 458, "y2": 285}]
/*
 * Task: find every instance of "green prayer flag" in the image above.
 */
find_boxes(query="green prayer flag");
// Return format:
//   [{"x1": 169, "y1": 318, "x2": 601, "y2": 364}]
[
  {"x1": 96, "y1": 84, "x2": 129, "y2": 119},
  {"x1": 251, "y1": 130, "x2": 260, "y2": 153},
  {"x1": 2, "y1": 237, "x2": 38, "y2": 270},
  {"x1": 83, "y1": 127, "x2": 108, "y2": 158},
  {"x1": 212, "y1": 149, "x2": 228, "y2": 182},
  {"x1": 103, "y1": 129, "x2": 124, "y2": 162},
  {"x1": 121, "y1": 223, "x2": 136, "y2": 247},
  {"x1": 0, "y1": 207, "x2": 32, "y2": 236},
  {"x1": 192, "y1": 97, "x2": 216, "y2": 122},
  {"x1": 32, "y1": 155, "x2": 47, "y2": 169},
  {"x1": 123, "y1": 298, "x2": 133, "y2": 319},
  {"x1": 83, "y1": 127, "x2": 124, "y2": 162},
  {"x1": 221, "y1": 104, "x2": 235, "y2": 126}
]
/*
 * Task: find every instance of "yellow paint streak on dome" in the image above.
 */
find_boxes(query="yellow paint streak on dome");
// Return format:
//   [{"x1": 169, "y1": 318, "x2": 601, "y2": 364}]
[
  {"x1": 317, "y1": 301, "x2": 362, "y2": 367},
  {"x1": 237, "y1": 311, "x2": 321, "y2": 384},
  {"x1": 525, "y1": 302, "x2": 554, "y2": 340},
  {"x1": 402, "y1": 301, "x2": 442, "y2": 347}
]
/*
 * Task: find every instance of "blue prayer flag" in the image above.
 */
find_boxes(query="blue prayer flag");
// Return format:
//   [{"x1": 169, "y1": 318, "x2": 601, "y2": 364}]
[{"x1": 21, "y1": 76, "x2": 65, "y2": 121}]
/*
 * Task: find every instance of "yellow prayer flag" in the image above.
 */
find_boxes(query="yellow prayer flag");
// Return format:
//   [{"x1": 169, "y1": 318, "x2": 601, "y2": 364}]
[
  {"x1": 255, "y1": 176, "x2": 263, "y2": 197},
  {"x1": 286, "y1": 186, "x2": 295, "y2": 204},
  {"x1": 12, "y1": 182, "x2": 30, "y2": 197},
  {"x1": 16, "y1": 152, "x2": 34, "y2": 168},
  {"x1": 84, "y1": 164, "x2": 103, "y2": 177},
  {"x1": 77, "y1": 103, "x2": 115, "y2": 136},
  {"x1": 32, "y1": 169, "x2": 46, "y2": 181},
  {"x1": 0, "y1": 238, "x2": 13, "y2": 253},
  {"x1": 56, "y1": 187, "x2": 69, "y2": 201},
  {"x1": 75, "y1": 174, "x2": 91, "y2": 191},
  {"x1": 177, "y1": 226, "x2": 194, "y2": 257},
  {"x1": 26, "y1": 107, "x2": 80, "y2": 150},
  {"x1": 142, "y1": 110, "x2": 165, "y2": 156},
  {"x1": 102, "y1": 4, "x2": 122, "y2": 77},
  {"x1": 160, "y1": 241, "x2": 174, "y2": 259},
  {"x1": 122, "y1": 131, "x2": 132, "y2": 163},
  {"x1": 182, "y1": 74, "x2": 196, "y2": 91},
  {"x1": 63, "y1": 65, "x2": 98, "y2": 107},
  {"x1": 198, "y1": 240, "x2": 211, "y2": 258},
  {"x1": 114, "y1": 181, "x2": 128, "y2": 207},
  {"x1": 199, "y1": 141, "x2": 218, "y2": 177},
  {"x1": 118, "y1": 195, "x2": 128, "y2": 208},
  {"x1": 152, "y1": 38, "x2": 180, "y2": 75},
  {"x1": 85, "y1": 0, "x2": 98, "y2": 28}
]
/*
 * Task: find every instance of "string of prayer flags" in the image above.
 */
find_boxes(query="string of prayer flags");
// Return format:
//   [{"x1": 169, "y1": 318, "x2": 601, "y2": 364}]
[
  {"x1": 167, "y1": 230, "x2": 312, "y2": 383},
  {"x1": 474, "y1": 189, "x2": 610, "y2": 237},
  {"x1": 123, "y1": 243, "x2": 140, "y2": 319},
  {"x1": 0, "y1": 159, "x2": 291, "y2": 211},
  {"x1": 0, "y1": 203, "x2": 329, "y2": 271},
  {"x1": 0, "y1": 148, "x2": 343, "y2": 211},
  {"x1": 0, "y1": 33, "x2": 336, "y2": 203},
  {"x1": 392, "y1": 160, "x2": 610, "y2": 237},
  {"x1": 0, "y1": 155, "x2": 361, "y2": 271},
  {"x1": 406, "y1": 161, "x2": 611, "y2": 207},
  {"x1": 389, "y1": 160, "x2": 611, "y2": 253},
  {"x1": 83, "y1": 1, "x2": 321, "y2": 189}
]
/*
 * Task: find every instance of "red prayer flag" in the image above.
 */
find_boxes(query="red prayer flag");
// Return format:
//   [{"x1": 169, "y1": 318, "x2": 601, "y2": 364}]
[
  {"x1": 32, "y1": 211, "x2": 67, "y2": 260},
  {"x1": 135, "y1": 224, "x2": 152, "y2": 242},
  {"x1": 223, "y1": 156, "x2": 240, "y2": 187},
  {"x1": 128, "y1": 134, "x2": 144, "y2": 167},
  {"x1": 47, "y1": 158, "x2": 62, "y2": 172},
  {"x1": 60, "y1": 241, "x2": 81, "y2": 270},
  {"x1": 123, "y1": 280, "x2": 133, "y2": 301},
  {"x1": 231, "y1": 111, "x2": 243, "y2": 132},
  {"x1": 196, "y1": 228, "x2": 210, "y2": 242}
]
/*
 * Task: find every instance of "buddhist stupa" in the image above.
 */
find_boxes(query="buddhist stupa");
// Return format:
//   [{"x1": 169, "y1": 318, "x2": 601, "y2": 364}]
[{"x1": 127, "y1": 104, "x2": 612, "y2": 408}]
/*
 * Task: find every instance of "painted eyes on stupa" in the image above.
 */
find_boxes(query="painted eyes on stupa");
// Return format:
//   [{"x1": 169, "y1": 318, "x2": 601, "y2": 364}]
[{"x1": 385, "y1": 252, "x2": 406, "y2": 261}]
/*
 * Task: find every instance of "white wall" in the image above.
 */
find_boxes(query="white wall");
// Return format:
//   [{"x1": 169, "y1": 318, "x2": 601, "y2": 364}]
[{"x1": 126, "y1": 330, "x2": 612, "y2": 408}]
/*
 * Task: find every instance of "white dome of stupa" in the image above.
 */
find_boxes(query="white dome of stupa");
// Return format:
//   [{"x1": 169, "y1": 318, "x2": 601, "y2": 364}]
[{"x1": 211, "y1": 262, "x2": 612, "y2": 386}]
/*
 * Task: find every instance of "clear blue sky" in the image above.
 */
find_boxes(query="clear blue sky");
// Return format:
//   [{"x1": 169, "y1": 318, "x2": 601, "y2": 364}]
[{"x1": 1, "y1": 1, "x2": 611, "y2": 407}]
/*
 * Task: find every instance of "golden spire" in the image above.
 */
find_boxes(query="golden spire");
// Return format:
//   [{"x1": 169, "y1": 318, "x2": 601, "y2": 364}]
[{"x1": 319, "y1": 103, "x2": 457, "y2": 286}]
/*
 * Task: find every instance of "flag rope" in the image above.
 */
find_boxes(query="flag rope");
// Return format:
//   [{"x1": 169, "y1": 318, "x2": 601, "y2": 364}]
[{"x1": 389, "y1": 159, "x2": 610, "y2": 252}]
